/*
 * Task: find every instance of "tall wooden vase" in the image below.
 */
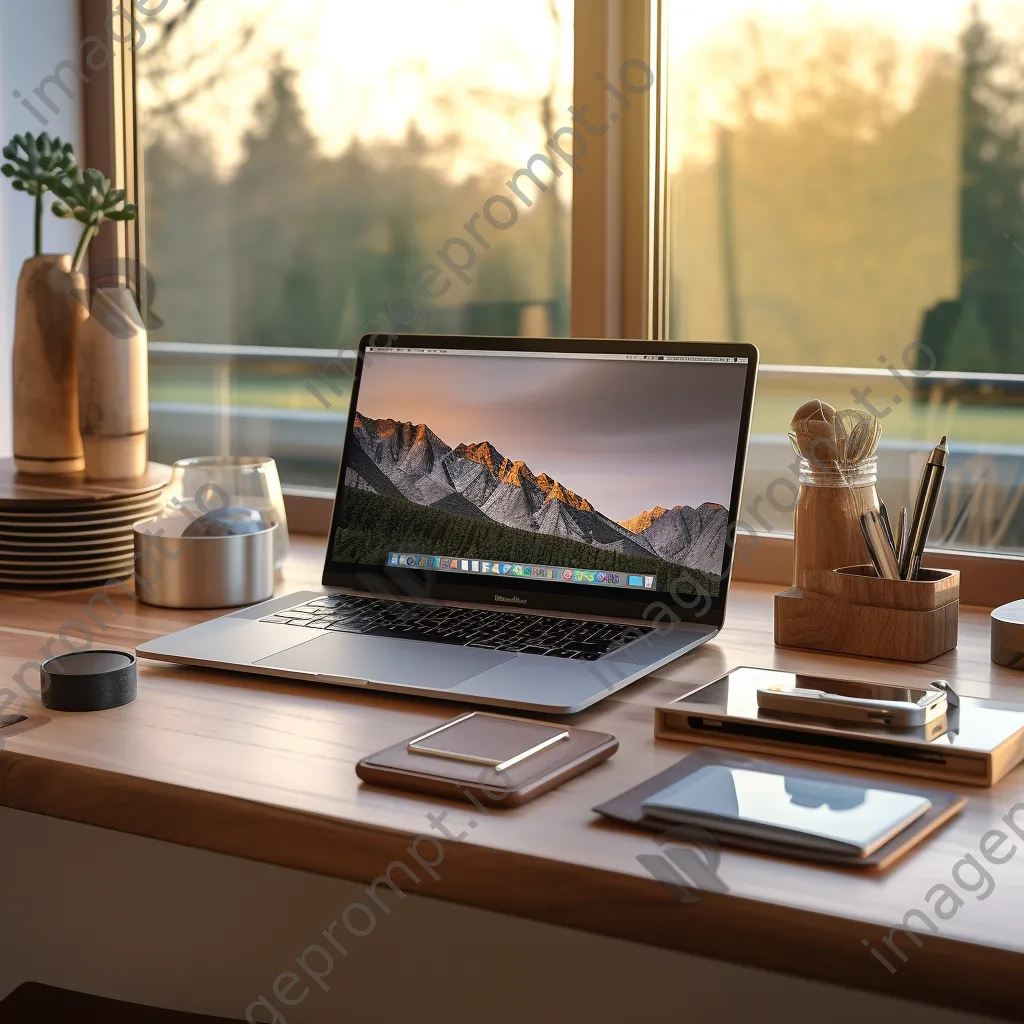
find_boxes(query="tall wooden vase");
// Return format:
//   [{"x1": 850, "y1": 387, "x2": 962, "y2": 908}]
[
  {"x1": 77, "y1": 286, "x2": 149, "y2": 480},
  {"x1": 12, "y1": 254, "x2": 88, "y2": 475}
]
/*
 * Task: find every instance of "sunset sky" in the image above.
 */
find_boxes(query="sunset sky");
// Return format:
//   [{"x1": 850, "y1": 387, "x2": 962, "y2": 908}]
[
  {"x1": 668, "y1": 0, "x2": 1024, "y2": 164},
  {"x1": 138, "y1": 0, "x2": 574, "y2": 179},
  {"x1": 352, "y1": 350, "x2": 749, "y2": 520},
  {"x1": 137, "y1": 0, "x2": 1019, "y2": 175}
]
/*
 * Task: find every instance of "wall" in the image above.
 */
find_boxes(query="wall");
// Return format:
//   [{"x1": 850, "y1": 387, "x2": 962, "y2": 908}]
[{"x1": 0, "y1": 0, "x2": 83, "y2": 459}]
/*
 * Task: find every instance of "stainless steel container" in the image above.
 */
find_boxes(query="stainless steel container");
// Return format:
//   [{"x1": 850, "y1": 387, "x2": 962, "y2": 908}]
[{"x1": 134, "y1": 515, "x2": 277, "y2": 609}]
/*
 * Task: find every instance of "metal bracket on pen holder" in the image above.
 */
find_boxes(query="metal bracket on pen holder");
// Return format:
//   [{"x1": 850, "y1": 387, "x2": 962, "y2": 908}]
[{"x1": 774, "y1": 564, "x2": 960, "y2": 663}]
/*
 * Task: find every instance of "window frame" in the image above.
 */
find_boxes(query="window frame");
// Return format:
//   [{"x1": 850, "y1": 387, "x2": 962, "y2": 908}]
[
  {"x1": 79, "y1": 0, "x2": 143, "y2": 301},
  {"x1": 84, "y1": 0, "x2": 1024, "y2": 604},
  {"x1": 572, "y1": 0, "x2": 668, "y2": 341}
]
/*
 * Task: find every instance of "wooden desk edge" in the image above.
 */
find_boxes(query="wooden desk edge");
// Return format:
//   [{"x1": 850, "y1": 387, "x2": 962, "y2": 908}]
[{"x1": 0, "y1": 747, "x2": 1018, "y2": 1020}]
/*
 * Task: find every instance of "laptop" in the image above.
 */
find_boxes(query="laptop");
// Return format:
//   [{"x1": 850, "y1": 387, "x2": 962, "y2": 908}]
[{"x1": 137, "y1": 335, "x2": 758, "y2": 714}]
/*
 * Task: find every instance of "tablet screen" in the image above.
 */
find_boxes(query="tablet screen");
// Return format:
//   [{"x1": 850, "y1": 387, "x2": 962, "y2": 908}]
[{"x1": 642, "y1": 763, "x2": 931, "y2": 856}]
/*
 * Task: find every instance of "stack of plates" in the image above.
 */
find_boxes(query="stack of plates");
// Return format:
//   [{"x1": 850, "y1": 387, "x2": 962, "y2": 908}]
[{"x1": 0, "y1": 460, "x2": 171, "y2": 590}]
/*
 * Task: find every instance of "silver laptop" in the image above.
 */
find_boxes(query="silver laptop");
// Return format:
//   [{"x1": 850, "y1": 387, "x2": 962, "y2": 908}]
[{"x1": 137, "y1": 335, "x2": 758, "y2": 714}]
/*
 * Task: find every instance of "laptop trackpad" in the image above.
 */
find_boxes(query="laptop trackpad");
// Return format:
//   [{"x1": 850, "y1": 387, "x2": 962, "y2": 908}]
[{"x1": 254, "y1": 633, "x2": 515, "y2": 690}]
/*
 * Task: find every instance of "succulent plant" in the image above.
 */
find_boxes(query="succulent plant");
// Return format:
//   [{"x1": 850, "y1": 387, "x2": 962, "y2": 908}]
[
  {"x1": 52, "y1": 167, "x2": 137, "y2": 272},
  {"x1": 1, "y1": 132, "x2": 78, "y2": 256}
]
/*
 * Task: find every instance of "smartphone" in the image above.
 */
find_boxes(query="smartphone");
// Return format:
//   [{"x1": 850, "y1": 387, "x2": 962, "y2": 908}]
[{"x1": 756, "y1": 677, "x2": 947, "y2": 728}]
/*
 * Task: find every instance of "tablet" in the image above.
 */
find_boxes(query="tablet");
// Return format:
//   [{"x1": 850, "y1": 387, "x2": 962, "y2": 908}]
[
  {"x1": 654, "y1": 666, "x2": 1024, "y2": 785},
  {"x1": 641, "y1": 762, "x2": 932, "y2": 857}
]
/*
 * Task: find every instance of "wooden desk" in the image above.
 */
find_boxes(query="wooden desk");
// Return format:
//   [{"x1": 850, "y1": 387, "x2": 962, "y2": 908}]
[{"x1": 1, "y1": 536, "x2": 1023, "y2": 1020}]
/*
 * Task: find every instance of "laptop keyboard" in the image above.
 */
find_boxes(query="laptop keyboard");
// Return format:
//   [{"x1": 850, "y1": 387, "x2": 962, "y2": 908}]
[{"x1": 260, "y1": 594, "x2": 651, "y2": 660}]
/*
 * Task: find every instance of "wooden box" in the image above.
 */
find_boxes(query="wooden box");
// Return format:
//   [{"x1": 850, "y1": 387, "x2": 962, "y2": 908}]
[{"x1": 774, "y1": 565, "x2": 959, "y2": 662}]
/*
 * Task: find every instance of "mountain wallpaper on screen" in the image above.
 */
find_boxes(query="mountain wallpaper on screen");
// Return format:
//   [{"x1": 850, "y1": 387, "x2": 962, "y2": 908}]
[{"x1": 335, "y1": 413, "x2": 730, "y2": 591}]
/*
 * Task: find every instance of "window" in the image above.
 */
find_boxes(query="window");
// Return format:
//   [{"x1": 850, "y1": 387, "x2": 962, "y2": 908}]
[
  {"x1": 135, "y1": 0, "x2": 574, "y2": 487},
  {"x1": 666, "y1": 0, "x2": 1024, "y2": 554}
]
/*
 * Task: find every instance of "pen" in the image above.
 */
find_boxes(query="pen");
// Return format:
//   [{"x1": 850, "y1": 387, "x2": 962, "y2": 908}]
[
  {"x1": 860, "y1": 510, "x2": 901, "y2": 580},
  {"x1": 879, "y1": 502, "x2": 896, "y2": 556},
  {"x1": 896, "y1": 506, "x2": 908, "y2": 566},
  {"x1": 901, "y1": 436, "x2": 948, "y2": 581},
  {"x1": 859, "y1": 513, "x2": 886, "y2": 578}
]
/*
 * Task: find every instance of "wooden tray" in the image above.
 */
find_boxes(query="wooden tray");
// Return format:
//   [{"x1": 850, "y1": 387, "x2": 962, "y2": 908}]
[
  {"x1": 775, "y1": 564, "x2": 959, "y2": 662},
  {"x1": 0, "y1": 458, "x2": 170, "y2": 507},
  {"x1": 0, "y1": 495, "x2": 165, "y2": 521}
]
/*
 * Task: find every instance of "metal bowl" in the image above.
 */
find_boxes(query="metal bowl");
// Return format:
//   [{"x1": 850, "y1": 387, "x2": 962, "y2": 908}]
[{"x1": 133, "y1": 512, "x2": 277, "y2": 609}]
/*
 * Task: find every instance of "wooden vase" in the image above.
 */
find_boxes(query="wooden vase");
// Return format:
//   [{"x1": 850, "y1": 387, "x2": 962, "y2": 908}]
[
  {"x1": 12, "y1": 255, "x2": 88, "y2": 475},
  {"x1": 77, "y1": 286, "x2": 149, "y2": 480},
  {"x1": 792, "y1": 480, "x2": 879, "y2": 582}
]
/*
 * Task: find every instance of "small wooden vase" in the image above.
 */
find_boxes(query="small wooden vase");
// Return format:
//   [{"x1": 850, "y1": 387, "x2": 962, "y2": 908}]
[
  {"x1": 12, "y1": 254, "x2": 88, "y2": 475},
  {"x1": 77, "y1": 286, "x2": 150, "y2": 480},
  {"x1": 791, "y1": 455, "x2": 879, "y2": 583}
]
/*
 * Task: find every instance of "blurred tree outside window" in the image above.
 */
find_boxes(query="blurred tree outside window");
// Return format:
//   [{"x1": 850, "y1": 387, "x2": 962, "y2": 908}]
[
  {"x1": 136, "y1": 0, "x2": 573, "y2": 486},
  {"x1": 667, "y1": 0, "x2": 1024, "y2": 552}
]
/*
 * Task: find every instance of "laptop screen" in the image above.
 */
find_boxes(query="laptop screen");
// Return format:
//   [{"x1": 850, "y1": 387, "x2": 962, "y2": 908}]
[{"x1": 327, "y1": 340, "x2": 753, "y2": 606}]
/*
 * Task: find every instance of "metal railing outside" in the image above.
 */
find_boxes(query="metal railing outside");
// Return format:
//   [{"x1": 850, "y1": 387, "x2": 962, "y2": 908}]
[{"x1": 148, "y1": 343, "x2": 1024, "y2": 550}]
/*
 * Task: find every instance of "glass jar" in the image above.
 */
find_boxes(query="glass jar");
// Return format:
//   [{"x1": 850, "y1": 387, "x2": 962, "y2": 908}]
[
  {"x1": 164, "y1": 456, "x2": 289, "y2": 571},
  {"x1": 793, "y1": 456, "x2": 878, "y2": 585}
]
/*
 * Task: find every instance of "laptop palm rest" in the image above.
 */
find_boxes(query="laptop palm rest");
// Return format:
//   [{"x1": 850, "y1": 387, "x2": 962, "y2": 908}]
[{"x1": 254, "y1": 633, "x2": 515, "y2": 689}]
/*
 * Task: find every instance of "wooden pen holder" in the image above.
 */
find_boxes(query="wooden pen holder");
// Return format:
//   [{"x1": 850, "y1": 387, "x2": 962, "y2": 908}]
[{"x1": 774, "y1": 565, "x2": 959, "y2": 662}]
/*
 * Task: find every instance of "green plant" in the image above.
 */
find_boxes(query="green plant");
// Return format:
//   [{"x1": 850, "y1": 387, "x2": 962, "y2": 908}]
[
  {"x1": 52, "y1": 168, "x2": 137, "y2": 272},
  {"x1": 1, "y1": 132, "x2": 78, "y2": 256}
]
